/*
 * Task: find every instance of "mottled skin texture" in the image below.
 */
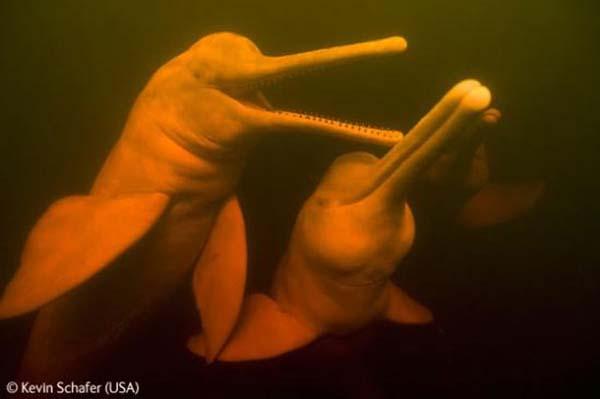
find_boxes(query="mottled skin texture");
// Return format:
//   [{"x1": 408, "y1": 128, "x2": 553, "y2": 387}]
[
  {"x1": 0, "y1": 32, "x2": 408, "y2": 378},
  {"x1": 207, "y1": 80, "x2": 497, "y2": 361}
]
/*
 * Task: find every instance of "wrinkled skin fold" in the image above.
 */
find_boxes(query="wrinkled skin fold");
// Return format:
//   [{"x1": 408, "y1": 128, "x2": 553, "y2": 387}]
[
  {"x1": 0, "y1": 32, "x2": 409, "y2": 377},
  {"x1": 201, "y1": 80, "x2": 498, "y2": 361}
]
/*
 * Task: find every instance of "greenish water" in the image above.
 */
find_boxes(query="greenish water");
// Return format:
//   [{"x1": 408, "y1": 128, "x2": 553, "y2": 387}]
[
  {"x1": 2, "y1": 0, "x2": 596, "y2": 289},
  {"x1": 0, "y1": 0, "x2": 598, "y2": 393}
]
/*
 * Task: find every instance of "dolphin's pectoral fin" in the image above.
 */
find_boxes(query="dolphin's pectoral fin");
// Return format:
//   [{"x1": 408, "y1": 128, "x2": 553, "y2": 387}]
[
  {"x1": 384, "y1": 283, "x2": 434, "y2": 325},
  {"x1": 0, "y1": 193, "x2": 170, "y2": 319},
  {"x1": 191, "y1": 196, "x2": 248, "y2": 363},
  {"x1": 189, "y1": 294, "x2": 319, "y2": 362}
]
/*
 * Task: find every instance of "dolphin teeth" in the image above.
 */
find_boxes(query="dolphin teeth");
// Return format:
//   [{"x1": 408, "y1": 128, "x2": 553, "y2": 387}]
[{"x1": 273, "y1": 109, "x2": 396, "y2": 138}]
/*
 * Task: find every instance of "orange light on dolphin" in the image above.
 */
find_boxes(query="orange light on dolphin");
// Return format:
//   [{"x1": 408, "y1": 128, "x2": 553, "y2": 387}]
[
  {"x1": 199, "y1": 80, "x2": 495, "y2": 361},
  {"x1": 0, "y1": 32, "x2": 409, "y2": 376}
]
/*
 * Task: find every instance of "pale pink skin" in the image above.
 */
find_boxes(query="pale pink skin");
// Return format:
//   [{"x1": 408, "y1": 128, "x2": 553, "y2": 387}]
[
  {"x1": 2, "y1": 32, "x2": 412, "y2": 379},
  {"x1": 274, "y1": 81, "x2": 493, "y2": 333},
  {"x1": 210, "y1": 81, "x2": 496, "y2": 362}
]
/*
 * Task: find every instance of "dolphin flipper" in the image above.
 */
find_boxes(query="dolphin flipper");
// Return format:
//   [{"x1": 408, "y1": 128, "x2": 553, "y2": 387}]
[
  {"x1": 189, "y1": 293, "x2": 319, "y2": 362},
  {"x1": 0, "y1": 193, "x2": 170, "y2": 319},
  {"x1": 190, "y1": 196, "x2": 248, "y2": 362},
  {"x1": 384, "y1": 283, "x2": 434, "y2": 325}
]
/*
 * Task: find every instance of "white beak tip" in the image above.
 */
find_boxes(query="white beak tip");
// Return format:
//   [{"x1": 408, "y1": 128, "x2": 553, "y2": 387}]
[
  {"x1": 463, "y1": 86, "x2": 492, "y2": 112},
  {"x1": 386, "y1": 36, "x2": 408, "y2": 52}
]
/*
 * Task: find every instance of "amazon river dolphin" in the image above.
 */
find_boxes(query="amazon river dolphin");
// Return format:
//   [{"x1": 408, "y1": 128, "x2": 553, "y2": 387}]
[
  {"x1": 194, "y1": 80, "x2": 497, "y2": 361},
  {"x1": 0, "y1": 32, "x2": 407, "y2": 377}
]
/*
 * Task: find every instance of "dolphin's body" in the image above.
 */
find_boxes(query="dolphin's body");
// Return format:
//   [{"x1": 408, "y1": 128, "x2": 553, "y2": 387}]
[
  {"x1": 0, "y1": 32, "x2": 408, "y2": 378},
  {"x1": 200, "y1": 80, "x2": 497, "y2": 361}
]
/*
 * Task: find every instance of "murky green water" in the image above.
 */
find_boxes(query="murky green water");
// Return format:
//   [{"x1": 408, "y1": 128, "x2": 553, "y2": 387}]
[{"x1": 1, "y1": 0, "x2": 598, "y2": 394}]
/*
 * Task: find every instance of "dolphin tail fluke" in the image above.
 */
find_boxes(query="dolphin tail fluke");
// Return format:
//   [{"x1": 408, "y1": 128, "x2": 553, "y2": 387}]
[
  {"x1": 0, "y1": 193, "x2": 170, "y2": 319},
  {"x1": 189, "y1": 293, "x2": 319, "y2": 362}
]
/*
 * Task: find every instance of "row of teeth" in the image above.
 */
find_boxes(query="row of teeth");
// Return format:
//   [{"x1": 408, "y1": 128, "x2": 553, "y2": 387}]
[
  {"x1": 274, "y1": 110, "x2": 397, "y2": 138},
  {"x1": 226, "y1": 58, "x2": 399, "y2": 139}
]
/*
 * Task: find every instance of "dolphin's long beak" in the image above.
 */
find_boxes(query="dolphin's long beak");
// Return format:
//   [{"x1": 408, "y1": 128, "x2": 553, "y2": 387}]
[
  {"x1": 234, "y1": 37, "x2": 408, "y2": 146},
  {"x1": 351, "y1": 80, "x2": 493, "y2": 201}
]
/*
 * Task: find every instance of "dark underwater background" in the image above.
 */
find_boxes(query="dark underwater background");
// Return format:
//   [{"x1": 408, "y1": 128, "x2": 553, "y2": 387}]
[{"x1": 1, "y1": 0, "x2": 599, "y2": 397}]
